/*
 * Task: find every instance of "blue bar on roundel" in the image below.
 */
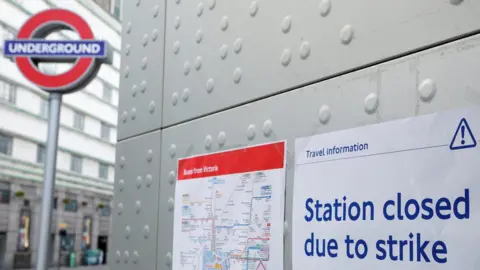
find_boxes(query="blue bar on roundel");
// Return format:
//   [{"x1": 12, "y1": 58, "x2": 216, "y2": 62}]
[{"x1": 3, "y1": 40, "x2": 107, "y2": 58}]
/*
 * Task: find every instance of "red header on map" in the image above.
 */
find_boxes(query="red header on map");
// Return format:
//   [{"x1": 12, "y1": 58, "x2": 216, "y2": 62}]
[{"x1": 177, "y1": 141, "x2": 285, "y2": 180}]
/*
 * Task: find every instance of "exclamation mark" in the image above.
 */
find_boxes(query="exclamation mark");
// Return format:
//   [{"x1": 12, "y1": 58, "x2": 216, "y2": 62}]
[{"x1": 461, "y1": 125, "x2": 465, "y2": 145}]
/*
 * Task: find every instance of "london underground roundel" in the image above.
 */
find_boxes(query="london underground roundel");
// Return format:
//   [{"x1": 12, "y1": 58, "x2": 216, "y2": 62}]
[{"x1": 3, "y1": 9, "x2": 112, "y2": 93}]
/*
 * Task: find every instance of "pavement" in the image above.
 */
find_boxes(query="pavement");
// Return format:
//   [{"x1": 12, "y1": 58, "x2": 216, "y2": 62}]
[{"x1": 17, "y1": 266, "x2": 109, "y2": 270}]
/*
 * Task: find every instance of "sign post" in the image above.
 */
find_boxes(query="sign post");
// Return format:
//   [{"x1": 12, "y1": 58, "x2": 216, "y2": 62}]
[{"x1": 3, "y1": 9, "x2": 112, "y2": 270}]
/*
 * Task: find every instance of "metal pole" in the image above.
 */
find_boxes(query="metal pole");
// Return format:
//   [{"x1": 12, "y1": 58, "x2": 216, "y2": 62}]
[{"x1": 35, "y1": 93, "x2": 62, "y2": 270}]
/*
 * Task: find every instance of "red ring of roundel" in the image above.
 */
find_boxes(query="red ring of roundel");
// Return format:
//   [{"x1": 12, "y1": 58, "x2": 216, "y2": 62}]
[{"x1": 15, "y1": 9, "x2": 95, "y2": 90}]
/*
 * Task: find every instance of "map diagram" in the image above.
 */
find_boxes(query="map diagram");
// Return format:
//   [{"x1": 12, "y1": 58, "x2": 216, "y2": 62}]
[{"x1": 172, "y1": 142, "x2": 286, "y2": 270}]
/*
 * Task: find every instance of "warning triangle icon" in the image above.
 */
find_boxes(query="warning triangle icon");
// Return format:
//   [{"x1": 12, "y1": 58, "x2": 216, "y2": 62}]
[{"x1": 449, "y1": 118, "x2": 477, "y2": 150}]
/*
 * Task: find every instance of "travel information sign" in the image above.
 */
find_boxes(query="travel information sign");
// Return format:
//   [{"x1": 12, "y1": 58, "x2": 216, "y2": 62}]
[{"x1": 293, "y1": 107, "x2": 479, "y2": 269}]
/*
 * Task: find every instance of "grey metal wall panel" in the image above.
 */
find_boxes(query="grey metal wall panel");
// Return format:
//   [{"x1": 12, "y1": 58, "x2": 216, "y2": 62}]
[
  {"x1": 109, "y1": 131, "x2": 162, "y2": 270},
  {"x1": 159, "y1": 34, "x2": 480, "y2": 269},
  {"x1": 162, "y1": 0, "x2": 480, "y2": 126},
  {"x1": 117, "y1": 0, "x2": 166, "y2": 140}
]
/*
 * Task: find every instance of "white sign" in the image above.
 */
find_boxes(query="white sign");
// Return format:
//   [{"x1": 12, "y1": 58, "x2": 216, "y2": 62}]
[
  {"x1": 293, "y1": 107, "x2": 479, "y2": 269},
  {"x1": 172, "y1": 141, "x2": 287, "y2": 270}
]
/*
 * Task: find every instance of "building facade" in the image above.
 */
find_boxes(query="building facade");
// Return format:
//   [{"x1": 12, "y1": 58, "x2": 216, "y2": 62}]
[{"x1": 0, "y1": 0, "x2": 122, "y2": 268}]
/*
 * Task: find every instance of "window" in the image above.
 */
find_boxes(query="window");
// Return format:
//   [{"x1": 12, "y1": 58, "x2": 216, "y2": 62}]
[
  {"x1": 70, "y1": 155, "x2": 83, "y2": 173},
  {"x1": 99, "y1": 163, "x2": 109, "y2": 179},
  {"x1": 81, "y1": 216, "x2": 93, "y2": 249},
  {"x1": 94, "y1": 0, "x2": 112, "y2": 13},
  {"x1": 36, "y1": 144, "x2": 46, "y2": 164},
  {"x1": 17, "y1": 209, "x2": 32, "y2": 251},
  {"x1": 0, "y1": 23, "x2": 16, "y2": 62},
  {"x1": 0, "y1": 80, "x2": 16, "y2": 104},
  {"x1": 0, "y1": 133, "x2": 13, "y2": 156},
  {"x1": 113, "y1": 0, "x2": 122, "y2": 20},
  {"x1": 102, "y1": 84, "x2": 112, "y2": 103},
  {"x1": 73, "y1": 111, "x2": 85, "y2": 131},
  {"x1": 100, "y1": 205, "x2": 111, "y2": 217},
  {"x1": 40, "y1": 98, "x2": 49, "y2": 118},
  {"x1": 53, "y1": 197, "x2": 57, "y2": 210},
  {"x1": 0, "y1": 182, "x2": 10, "y2": 204},
  {"x1": 60, "y1": 234, "x2": 75, "y2": 251},
  {"x1": 64, "y1": 199, "x2": 78, "y2": 212},
  {"x1": 100, "y1": 122, "x2": 110, "y2": 140}
]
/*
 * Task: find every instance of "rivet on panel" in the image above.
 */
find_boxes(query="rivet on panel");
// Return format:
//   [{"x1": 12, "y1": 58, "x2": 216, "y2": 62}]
[
  {"x1": 281, "y1": 16, "x2": 292, "y2": 33},
  {"x1": 131, "y1": 84, "x2": 137, "y2": 97},
  {"x1": 220, "y1": 16, "x2": 229, "y2": 31},
  {"x1": 136, "y1": 176, "x2": 143, "y2": 189},
  {"x1": 124, "y1": 251, "x2": 129, "y2": 262},
  {"x1": 142, "y1": 34, "x2": 148, "y2": 46},
  {"x1": 169, "y1": 144, "x2": 177, "y2": 157},
  {"x1": 125, "y1": 226, "x2": 131, "y2": 238},
  {"x1": 172, "y1": 92, "x2": 179, "y2": 106},
  {"x1": 220, "y1": 45, "x2": 228, "y2": 59},
  {"x1": 118, "y1": 179, "x2": 124, "y2": 191},
  {"x1": 140, "y1": 80, "x2": 147, "y2": 93},
  {"x1": 319, "y1": 0, "x2": 332, "y2": 16},
  {"x1": 450, "y1": 0, "x2": 463, "y2": 5},
  {"x1": 169, "y1": 170, "x2": 176, "y2": 184},
  {"x1": 340, "y1": 24, "x2": 354, "y2": 45},
  {"x1": 175, "y1": 0, "x2": 180, "y2": 4},
  {"x1": 209, "y1": 0, "x2": 216, "y2": 9},
  {"x1": 149, "y1": 101, "x2": 156, "y2": 113},
  {"x1": 182, "y1": 88, "x2": 190, "y2": 102},
  {"x1": 247, "y1": 124, "x2": 256, "y2": 140},
  {"x1": 418, "y1": 79, "x2": 436, "y2": 102},
  {"x1": 174, "y1": 16, "x2": 181, "y2": 30},
  {"x1": 141, "y1": 57, "x2": 148, "y2": 69},
  {"x1": 197, "y1": 2, "x2": 204, "y2": 17},
  {"x1": 136, "y1": 0, "x2": 140, "y2": 6},
  {"x1": 117, "y1": 203, "x2": 123, "y2": 214},
  {"x1": 206, "y1": 79, "x2": 215, "y2": 93},
  {"x1": 120, "y1": 156, "x2": 126, "y2": 168},
  {"x1": 147, "y1": 149, "x2": 153, "y2": 162},
  {"x1": 300, "y1": 41, "x2": 311, "y2": 60},
  {"x1": 143, "y1": 225, "x2": 150, "y2": 238},
  {"x1": 121, "y1": 111, "x2": 128, "y2": 123},
  {"x1": 152, "y1": 29, "x2": 159, "y2": 41},
  {"x1": 196, "y1": 29, "x2": 203, "y2": 44},
  {"x1": 132, "y1": 251, "x2": 139, "y2": 264},
  {"x1": 281, "y1": 49, "x2": 291, "y2": 66},
  {"x1": 153, "y1": 4, "x2": 160, "y2": 17},
  {"x1": 318, "y1": 105, "x2": 331, "y2": 124},
  {"x1": 233, "y1": 38, "x2": 242, "y2": 54},
  {"x1": 249, "y1": 1, "x2": 258, "y2": 17},
  {"x1": 125, "y1": 44, "x2": 131, "y2": 56},
  {"x1": 165, "y1": 252, "x2": 172, "y2": 266},
  {"x1": 173, "y1": 41, "x2": 180, "y2": 54},
  {"x1": 126, "y1": 22, "x2": 132, "y2": 34},
  {"x1": 194, "y1": 56, "x2": 202, "y2": 70},
  {"x1": 184, "y1": 61, "x2": 190, "y2": 75},
  {"x1": 116, "y1": 251, "x2": 121, "y2": 262},
  {"x1": 218, "y1": 132, "x2": 226, "y2": 147},
  {"x1": 168, "y1": 197, "x2": 174, "y2": 211},
  {"x1": 364, "y1": 93, "x2": 379, "y2": 114},
  {"x1": 130, "y1": 108, "x2": 136, "y2": 120},
  {"x1": 124, "y1": 66, "x2": 130, "y2": 77},
  {"x1": 204, "y1": 135, "x2": 212, "y2": 149},
  {"x1": 263, "y1": 120, "x2": 273, "y2": 136},
  {"x1": 233, "y1": 68, "x2": 242, "y2": 84},
  {"x1": 145, "y1": 174, "x2": 153, "y2": 187},
  {"x1": 135, "y1": 201, "x2": 141, "y2": 213}
]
